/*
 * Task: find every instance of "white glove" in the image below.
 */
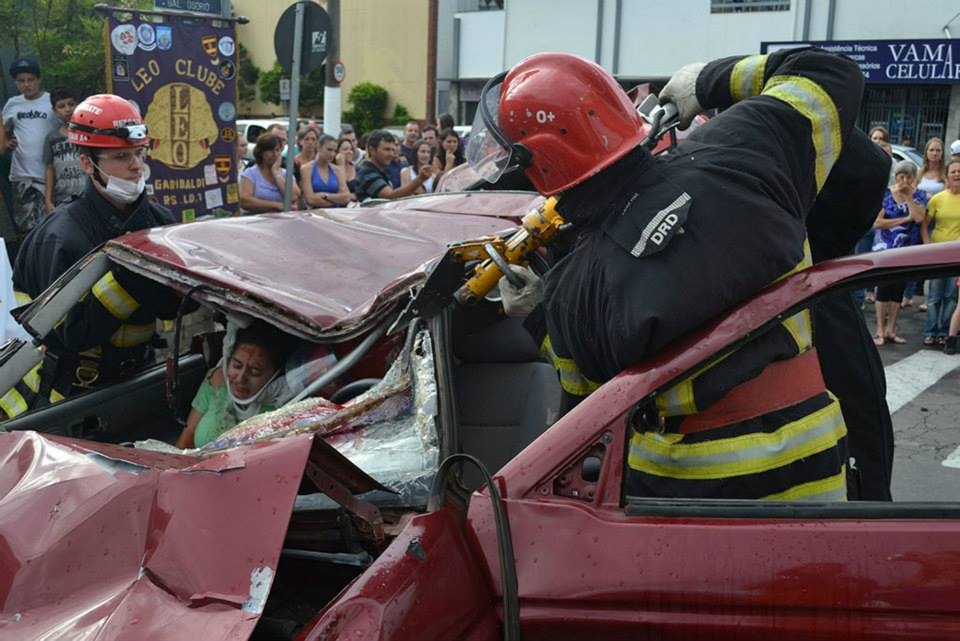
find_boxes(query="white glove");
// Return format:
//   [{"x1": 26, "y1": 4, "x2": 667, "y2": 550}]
[
  {"x1": 658, "y1": 62, "x2": 706, "y2": 129},
  {"x1": 498, "y1": 265, "x2": 543, "y2": 319}
]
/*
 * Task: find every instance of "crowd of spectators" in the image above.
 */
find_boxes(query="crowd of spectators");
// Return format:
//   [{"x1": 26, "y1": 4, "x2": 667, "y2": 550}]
[{"x1": 231, "y1": 114, "x2": 465, "y2": 210}]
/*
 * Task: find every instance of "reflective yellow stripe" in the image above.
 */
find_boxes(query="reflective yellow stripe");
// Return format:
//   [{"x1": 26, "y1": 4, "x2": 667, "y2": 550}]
[
  {"x1": 762, "y1": 469, "x2": 847, "y2": 501},
  {"x1": 777, "y1": 238, "x2": 813, "y2": 282},
  {"x1": 109, "y1": 323, "x2": 155, "y2": 347},
  {"x1": 14, "y1": 290, "x2": 31, "y2": 306},
  {"x1": 730, "y1": 54, "x2": 768, "y2": 102},
  {"x1": 49, "y1": 388, "x2": 64, "y2": 403},
  {"x1": 540, "y1": 336, "x2": 600, "y2": 397},
  {"x1": 628, "y1": 397, "x2": 846, "y2": 479},
  {"x1": 781, "y1": 309, "x2": 813, "y2": 352},
  {"x1": 22, "y1": 362, "x2": 41, "y2": 393},
  {"x1": 656, "y1": 377, "x2": 697, "y2": 416},
  {"x1": 92, "y1": 271, "x2": 139, "y2": 320},
  {"x1": 0, "y1": 387, "x2": 27, "y2": 418},
  {"x1": 656, "y1": 349, "x2": 736, "y2": 417},
  {"x1": 763, "y1": 75, "x2": 841, "y2": 190}
]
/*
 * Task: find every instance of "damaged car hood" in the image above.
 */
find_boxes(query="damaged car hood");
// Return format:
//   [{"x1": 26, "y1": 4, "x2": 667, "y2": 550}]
[
  {"x1": 104, "y1": 193, "x2": 543, "y2": 340},
  {"x1": 0, "y1": 431, "x2": 382, "y2": 641}
]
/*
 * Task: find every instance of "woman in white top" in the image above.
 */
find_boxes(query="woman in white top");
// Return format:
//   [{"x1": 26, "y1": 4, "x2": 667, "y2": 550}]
[
  {"x1": 400, "y1": 139, "x2": 436, "y2": 194},
  {"x1": 918, "y1": 137, "x2": 946, "y2": 196},
  {"x1": 905, "y1": 137, "x2": 946, "y2": 310}
]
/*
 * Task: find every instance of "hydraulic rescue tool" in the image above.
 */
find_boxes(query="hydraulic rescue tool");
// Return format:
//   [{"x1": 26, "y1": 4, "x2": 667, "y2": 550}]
[{"x1": 389, "y1": 99, "x2": 679, "y2": 334}]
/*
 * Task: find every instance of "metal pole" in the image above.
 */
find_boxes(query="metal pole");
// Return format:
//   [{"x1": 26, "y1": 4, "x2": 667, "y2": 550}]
[
  {"x1": 323, "y1": 0, "x2": 341, "y2": 136},
  {"x1": 284, "y1": 1, "x2": 305, "y2": 211}
]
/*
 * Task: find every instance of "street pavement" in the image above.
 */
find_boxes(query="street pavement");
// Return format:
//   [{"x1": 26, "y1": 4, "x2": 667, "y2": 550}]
[{"x1": 859, "y1": 294, "x2": 960, "y2": 502}]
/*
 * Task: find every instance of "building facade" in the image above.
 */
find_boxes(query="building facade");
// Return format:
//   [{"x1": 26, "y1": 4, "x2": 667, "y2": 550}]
[
  {"x1": 446, "y1": 0, "x2": 960, "y2": 145},
  {"x1": 232, "y1": 0, "x2": 432, "y2": 121},
  {"x1": 231, "y1": 0, "x2": 960, "y2": 145}
]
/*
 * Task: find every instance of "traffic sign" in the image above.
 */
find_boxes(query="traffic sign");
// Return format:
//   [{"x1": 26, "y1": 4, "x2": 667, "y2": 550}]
[{"x1": 274, "y1": 1, "x2": 333, "y2": 75}]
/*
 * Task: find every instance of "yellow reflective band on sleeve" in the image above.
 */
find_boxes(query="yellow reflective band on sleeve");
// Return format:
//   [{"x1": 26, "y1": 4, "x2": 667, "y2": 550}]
[
  {"x1": 656, "y1": 348, "x2": 736, "y2": 418},
  {"x1": 628, "y1": 396, "x2": 846, "y2": 480},
  {"x1": 109, "y1": 323, "x2": 155, "y2": 347},
  {"x1": 0, "y1": 387, "x2": 27, "y2": 418},
  {"x1": 762, "y1": 75, "x2": 842, "y2": 191},
  {"x1": 762, "y1": 468, "x2": 847, "y2": 501},
  {"x1": 540, "y1": 336, "x2": 601, "y2": 397},
  {"x1": 781, "y1": 309, "x2": 813, "y2": 353},
  {"x1": 730, "y1": 54, "x2": 768, "y2": 102},
  {"x1": 14, "y1": 290, "x2": 31, "y2": 306},
  {"x1": 92, "y1": 271, "x2": 140, "y2": 320},
  {"x1": 49, "y1": 388, "x2": 65, "y2": 403},
  {"x1": 22, "y1": 362, "x2": 41, "y2": 394},
  {"x1": 656, "y1": 377, "x2": 697, "y2": 417}
]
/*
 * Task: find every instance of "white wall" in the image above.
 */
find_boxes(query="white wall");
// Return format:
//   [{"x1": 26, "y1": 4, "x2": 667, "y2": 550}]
[
  {"x1": 457, "y1": 0, "x2": 960, "y2": 80},
  {"x1": 457, "y1": 10, "x2": 506, "y2": 79},
  {"x1": 618, "y1": 0, "x2": 796, "y2": 78},
  {"x1": 503, "y1": 0, "x2": 600, "y2": 66}
]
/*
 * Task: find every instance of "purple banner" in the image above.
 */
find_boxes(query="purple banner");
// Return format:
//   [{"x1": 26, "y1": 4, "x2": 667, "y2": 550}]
[{"x1": 106, "y1": 8, "x2": 239, "y2": 221}]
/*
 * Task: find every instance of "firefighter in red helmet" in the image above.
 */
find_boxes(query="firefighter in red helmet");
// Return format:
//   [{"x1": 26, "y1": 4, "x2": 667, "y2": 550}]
[
  {"x1": 1, "y1": 94, "x2": 181, "y2": 417},
  {"x1": 468, "y1": 50, "x2": 893, "y2": 501}
]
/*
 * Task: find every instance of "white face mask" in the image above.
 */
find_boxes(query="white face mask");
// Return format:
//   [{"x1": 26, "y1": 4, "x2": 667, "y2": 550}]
[{"x1": 92, "y1": 161, "x2": 145, "y2": 204}]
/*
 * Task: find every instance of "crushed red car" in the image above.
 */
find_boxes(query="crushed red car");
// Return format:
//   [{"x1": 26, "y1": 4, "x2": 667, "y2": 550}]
[{"x1": 0, "y1": 188, "x2": 958, "y2": 641}]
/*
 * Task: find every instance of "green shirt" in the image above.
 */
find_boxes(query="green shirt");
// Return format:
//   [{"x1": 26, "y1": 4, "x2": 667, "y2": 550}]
[{"x1": 191, "y1": 370, "x2": 278, "y2": 447}]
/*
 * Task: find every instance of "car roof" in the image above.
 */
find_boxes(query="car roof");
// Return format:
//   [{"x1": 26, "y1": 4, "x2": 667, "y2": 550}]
[{"x1": 106, "y1": 192, "x2": 542, "y2": 341}]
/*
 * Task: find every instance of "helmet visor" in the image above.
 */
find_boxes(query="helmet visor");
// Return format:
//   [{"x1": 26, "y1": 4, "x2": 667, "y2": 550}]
[{"x1": 465, "y1": 73, "x2": 513, "y2": 184}]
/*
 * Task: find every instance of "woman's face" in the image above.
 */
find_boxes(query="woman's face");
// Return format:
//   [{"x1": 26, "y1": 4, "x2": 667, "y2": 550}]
[
  {"x1": 338, "y1": 140, "x2": 354, "y2": 157},
  {"x1": 870, "y1": 130, "x2": 887, "y2": 144},
  {"x1": 300, "y1": 132, "x2": 318, "y2": 155},
  {"x1": 926, "y1": 141, "x2": 943, "y2": 162},
  {"x1": 947, "y1": 162, "x2": 960, "y2": 189},
  {"x1": 227, "y1": 343, "x2": 277, "y2": 400},
  {"x1": 895, "y1": 171, "x2": 916, "y2": 190},
  {"x1": 416, "y1": 143, "x2": 432, "y2": 167},
  {"x1": 441, "y1": 134, "x2": 459, "y2": 154},
  {"x1": 260, "y1": 144, "x2": 280, "y2": 167},
  {"x1": 319, "y1": 140, "x2": 337, "y2": 162}
]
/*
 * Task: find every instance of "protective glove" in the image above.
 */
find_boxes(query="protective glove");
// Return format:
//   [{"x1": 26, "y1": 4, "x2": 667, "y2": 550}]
[
  {"x1": 658, "y1": 62, "x2": 706, "y2": 129},
  {"x1": 498, "y1": 265, "x2": 543, "y2": 319}
]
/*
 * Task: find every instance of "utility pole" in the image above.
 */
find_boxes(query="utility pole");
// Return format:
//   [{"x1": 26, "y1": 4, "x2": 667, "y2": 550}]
[{"x1": 323, "y1": 0, "x2": 341, "y2": 137}]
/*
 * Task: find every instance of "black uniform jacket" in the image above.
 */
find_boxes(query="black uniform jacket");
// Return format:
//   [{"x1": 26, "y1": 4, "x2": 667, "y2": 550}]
[
  {"x1": 525, "y1": 47, "x2": 881, "y2": 387},
  {"x1": 13, "y1": 180, "x2": 178, "y2": 356}
]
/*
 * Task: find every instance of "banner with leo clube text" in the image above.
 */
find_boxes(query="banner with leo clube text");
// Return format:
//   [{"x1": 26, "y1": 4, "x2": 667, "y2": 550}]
[{"x1": 104, "y1": 7, "x2": 240, "y2": 221}]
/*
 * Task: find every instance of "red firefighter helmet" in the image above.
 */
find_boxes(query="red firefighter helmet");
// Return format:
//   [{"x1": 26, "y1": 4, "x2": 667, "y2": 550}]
[
  {"x1": 465, "y1": 52, "x2": 647, "y2": 196},
  {"x1": 68, "y1": 94, "x2": 149, "y2": 149}
]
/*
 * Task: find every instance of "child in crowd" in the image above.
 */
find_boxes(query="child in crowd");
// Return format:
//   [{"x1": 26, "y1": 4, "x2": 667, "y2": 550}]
[{"x1": 43, "y1": 87, "x2": 85, "y2": 213}]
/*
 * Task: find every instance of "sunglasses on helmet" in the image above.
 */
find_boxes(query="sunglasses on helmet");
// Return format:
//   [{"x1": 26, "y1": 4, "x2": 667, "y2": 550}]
[{"x1": 69, "y1": 122, "x2": 149, "y2": 141}]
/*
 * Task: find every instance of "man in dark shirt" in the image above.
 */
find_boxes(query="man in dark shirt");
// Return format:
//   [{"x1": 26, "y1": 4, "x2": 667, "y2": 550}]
[
  {"x1": 399, "y1": 119, "x2": 420, "y2": 165},
  {"x1": 354, "y1": 130, "x2": 432, "y2": 201}
]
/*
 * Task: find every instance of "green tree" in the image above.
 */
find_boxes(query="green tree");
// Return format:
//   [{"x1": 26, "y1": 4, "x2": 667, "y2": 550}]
[
  {"x1": 258, "y1": 63, "x2": 287, "y2": 107},
  {"x1": 343, "y1": 82, "x2": 388, "y2": 136},
  {"x1": 237, "y1": 43, "x2": 260, "y2": 107},
  {"x1": 257, "y1": 63, "x2": 324, "y2": 115},
  {"x1": 390, "y1": 102, "x2": 412, "y2": 125},
  {"x1": 0, "y1": 0, "x2": 151, "y2": 98}
]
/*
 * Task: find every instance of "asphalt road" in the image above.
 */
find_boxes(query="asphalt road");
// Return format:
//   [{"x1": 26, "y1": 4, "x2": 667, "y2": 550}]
[{"x1": 860, "y1": 294, "x2": 960, "y2": 502}]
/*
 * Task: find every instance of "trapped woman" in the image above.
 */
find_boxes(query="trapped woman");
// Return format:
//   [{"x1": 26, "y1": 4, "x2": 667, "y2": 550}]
[{"x1": 175, "y1": 322, "x2": 297, "y2": 449}]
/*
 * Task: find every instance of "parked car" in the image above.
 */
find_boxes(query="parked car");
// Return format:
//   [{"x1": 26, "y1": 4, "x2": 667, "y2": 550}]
[{"x1": 890, "y1": 143, "x2": 923, "y2": 167}]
